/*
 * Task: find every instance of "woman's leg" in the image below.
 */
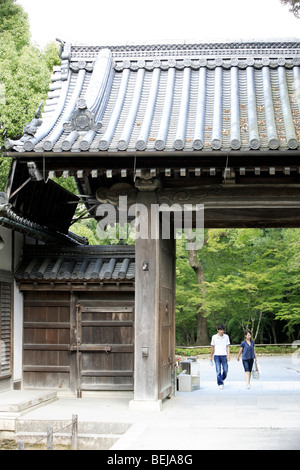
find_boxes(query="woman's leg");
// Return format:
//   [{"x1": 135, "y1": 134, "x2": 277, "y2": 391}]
[
  {"x1": 247, "y1": 359, "x2": 254, "y2": 388},
  {"x1": 245, "y1": 371, "x2": 251, "y2": 388},
  {"x1": 243, "y1": 360, "x2": 251, "y2": 388}
]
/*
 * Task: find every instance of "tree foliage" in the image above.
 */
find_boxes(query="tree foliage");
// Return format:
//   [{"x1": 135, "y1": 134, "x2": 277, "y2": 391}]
[
  {"x1": 176, "y1": 228, "x2": 300, "y2": 346},
  {"x1": 0, "y1": 0, "x2": 30, "y2": 51},
  {"x1": 0, "y1": 0, "x2": 60, "y2": 191},
  {"x1": 280, "y1": 0, "x2": 300, "y2": 17}
]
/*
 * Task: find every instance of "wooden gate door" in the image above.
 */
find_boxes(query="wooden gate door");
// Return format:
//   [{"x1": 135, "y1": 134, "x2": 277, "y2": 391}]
[
  {"x1": 23, "y1": 291, "x2": 71, "y2": 389},
  {"x1": 158, "y1": 233, "x2": 176, "y2": 400},
  {"x1": 71, "y1": 301, "x2": 134, "y2": 396}
]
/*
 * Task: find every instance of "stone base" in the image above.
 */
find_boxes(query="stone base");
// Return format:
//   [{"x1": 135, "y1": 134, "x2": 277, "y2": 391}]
[
  {"x1": 0, "y1": 390, "x2": 57, "y2": 432},
  {"x1": 177, "y1": 373, "x2": 200, "y2": 392},
  {"x1": 129, "y1": 399, "x2": 162, "y2": 411}
]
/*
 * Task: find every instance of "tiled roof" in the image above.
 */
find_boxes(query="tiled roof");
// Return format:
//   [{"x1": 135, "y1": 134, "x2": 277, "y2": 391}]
[
  {"x1": 15, "y1": 245, "x2": 135, "y2": 282},
  {"x1": 5, "y1": 40, "x2": 300, "y2": 154},
  {"x1": 0, "y1": 200, "x2": 88, "y2": 246}
]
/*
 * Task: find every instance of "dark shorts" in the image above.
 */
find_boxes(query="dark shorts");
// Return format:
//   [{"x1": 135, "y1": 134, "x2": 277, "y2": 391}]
[{"x1": 242, "y1": 358, "x2": 254, "y2": 372}]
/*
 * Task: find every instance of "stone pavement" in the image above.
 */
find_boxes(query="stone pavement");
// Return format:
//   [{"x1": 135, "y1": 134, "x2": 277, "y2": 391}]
[
  {"x1": 1, "y1": 355, "x2": 300, "y2": 450},
  {"x1": 112, "y1": 356, "x2": 300, "y2": 450}
]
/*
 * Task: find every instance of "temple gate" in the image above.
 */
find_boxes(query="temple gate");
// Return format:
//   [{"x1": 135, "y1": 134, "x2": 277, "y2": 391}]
[{"x1": 4, "y1": 40, "x2": 300, "y2": 408}]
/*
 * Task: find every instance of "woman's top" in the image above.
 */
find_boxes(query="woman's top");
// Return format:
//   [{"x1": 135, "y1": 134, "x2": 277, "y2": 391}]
[{"x1": 240, "y1": 339, "x2": 255, "y2": 360}]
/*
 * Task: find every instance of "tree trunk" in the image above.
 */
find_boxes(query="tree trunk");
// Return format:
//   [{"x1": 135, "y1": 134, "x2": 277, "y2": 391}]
[
  {"x1": 187, "y1": 249, "x2": 210, "y2": 345},
  {"x1": 271, "y1": 321, "x2": 278, "y2": 344},
  {"x1": 197, "y1": 314, "x2": 210, "y2": 345}
]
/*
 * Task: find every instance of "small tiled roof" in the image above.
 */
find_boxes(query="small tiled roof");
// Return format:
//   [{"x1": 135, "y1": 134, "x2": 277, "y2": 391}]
[
  {"x1": 5, "y1": 40, "x2": 300, "y2": 154},
  {"x1": 15, "y1": 245, "x2": 135, "y2": 282}
]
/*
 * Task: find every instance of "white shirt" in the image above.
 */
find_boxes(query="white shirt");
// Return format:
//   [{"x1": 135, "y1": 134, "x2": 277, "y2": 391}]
[{"x1": 211, "y1": 333, "x2": 230, "y2": 356}]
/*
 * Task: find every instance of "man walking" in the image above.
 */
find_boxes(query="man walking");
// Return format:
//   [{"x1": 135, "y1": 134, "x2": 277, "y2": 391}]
[{"x1": 210, "y1": 325, "x2": 230, "y2": 389}]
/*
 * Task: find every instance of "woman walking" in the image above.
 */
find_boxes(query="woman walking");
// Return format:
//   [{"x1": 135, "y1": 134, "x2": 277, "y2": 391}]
[{"x1": 237, "y1": 329, "x2": 258, "y2": 389}]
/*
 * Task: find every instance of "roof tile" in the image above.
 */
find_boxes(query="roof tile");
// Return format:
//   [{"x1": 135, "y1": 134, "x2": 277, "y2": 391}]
[
  {"x1": 6, "y1": 41, "x2": 300, "y2": 154},
  {"x1": 15, "y1": 245, "x2": 135, "y2": 282}
]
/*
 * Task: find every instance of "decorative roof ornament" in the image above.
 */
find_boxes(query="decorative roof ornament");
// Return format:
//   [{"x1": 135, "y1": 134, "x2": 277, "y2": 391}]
[
  {"x1": 63, "y1": 98, "x2": 102, "y2": 133},
  {"x1": 56, "y1": 38, "x2": 71, "y2": 61},
  {"x1": 4, "y1": 102, "x2": 43, "y2": 150},
  {"x1": 56, "y1": 38, "x2": 66, "y2": 59},
  {"x1": 22, "y1": 102, "x2": 43, "y2": 136},
  {"x1": 0, "y1": 192, "x2": 8, "y2": 206}
]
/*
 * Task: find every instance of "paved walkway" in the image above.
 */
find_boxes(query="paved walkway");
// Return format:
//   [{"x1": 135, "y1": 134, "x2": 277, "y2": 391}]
[
  {"x1": 2, "y1": 355, "x2": 300, "y2": 450},
  {"x1": 112, "y1": 356, "x2": 300, "y2": 450}
]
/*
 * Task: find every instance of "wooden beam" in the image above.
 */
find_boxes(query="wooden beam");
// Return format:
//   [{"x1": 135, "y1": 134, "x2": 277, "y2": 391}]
[
  {"x1": 23, "y1": 344, "x2": 70, "y2": 351},
  {"x1": 23, "y1": 300, "x2": 70, "y2": 307},
  {"x1": 70, "y1": 344, "x2": 133, "y2": 352},
  {"x1": 23, "y1": 365, "x2": 70, "y2": 373},
  {"x1": 24, "y1": 322, "x2": 70, "y2": 329},
  {"x1": 80, "y1": 306, "x2": 133, "y2": 313},
  {"x1": 79, "y1": 384, "x2": 133, "y2": 391},
  {"x1": 81, "y1": 321, "x2": 133, "y2": 327},
  {"x1": 18, "y1": 283, "x2": 135, "y2": 292},
  {"x1": 81, "y1": 370, "x2": 133, "y2": 377}
]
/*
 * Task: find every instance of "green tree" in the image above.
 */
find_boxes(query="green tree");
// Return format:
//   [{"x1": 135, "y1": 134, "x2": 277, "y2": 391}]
[
  {"x1": 176, "y1": 239, "x2": 201, "y2": 345},
  {"x1": 280, "y1": 0, "x2": 300, "y2": 17},
  {"x1": 0, "y1": 0, "x2": 60, "y2": 192},
  {"x1": 0, "y1": 0, "x2": 30, "y2": 50},
  {"x1": 202, "y1": 229, "x2": 300, "y2": 343},
  {"x1": 175, "y1": 228, "x2": 300, "y2": 346},
  {"x1": 274, "y1": 229, "x2": 300, "y2": 339}
]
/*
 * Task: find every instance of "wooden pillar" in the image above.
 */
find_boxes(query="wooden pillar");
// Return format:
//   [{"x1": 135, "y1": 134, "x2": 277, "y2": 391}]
[{"x1": 130, "y1": 190, "x2": 176, "y2": 410}]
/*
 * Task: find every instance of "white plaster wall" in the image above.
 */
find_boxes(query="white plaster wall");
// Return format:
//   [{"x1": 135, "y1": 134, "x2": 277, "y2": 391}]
[
  {"x1": 0, "y1": 226, "x2": 12, "y2": 271},
  {"x1": 13, "y1": 282, "x2": 23, "y2": 383},
  {"x1": 0, "y1": 227, "x2": 24, "y2": 385},
  {"x1": 13, "y1": 232, "x2": 24, "y2": 383}
]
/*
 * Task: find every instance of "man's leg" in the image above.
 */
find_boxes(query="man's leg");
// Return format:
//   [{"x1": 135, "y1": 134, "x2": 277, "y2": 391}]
[
  {"x1": 214, "y1": 356, "x2": 223, "y2": 386},
  {"x1": 221, "y1": 355, "x2": 228, "y2": 382}
]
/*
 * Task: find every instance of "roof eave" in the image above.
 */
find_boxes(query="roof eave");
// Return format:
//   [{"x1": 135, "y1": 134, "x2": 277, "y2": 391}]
[
  {"x1": 0, "y1": 212, "x2": 88, "y2": 246},
  {"x1": 4, "y1": 149, "x2": 300, "y2": 159}
]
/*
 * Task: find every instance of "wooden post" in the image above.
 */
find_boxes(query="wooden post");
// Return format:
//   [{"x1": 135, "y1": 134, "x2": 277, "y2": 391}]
[
  {"x1": 130, "y1": 192, "x2": 160, "y2": 409},
  {"x1": 130, "y1": 190, "x2": 175, "y2": 410},
  {"x1": 17, "y1": 440, "x2": 25, "y2": 450},
  {"x1": 47, "y1": 427, "x2": 53, "y2": 450},
  {"x1": 72, "y1": 414, "x2": 78, "y2": 450}
]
